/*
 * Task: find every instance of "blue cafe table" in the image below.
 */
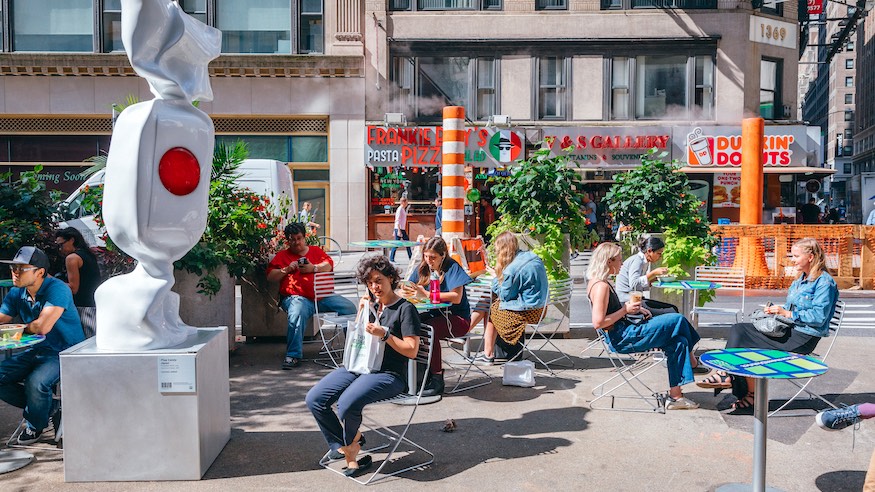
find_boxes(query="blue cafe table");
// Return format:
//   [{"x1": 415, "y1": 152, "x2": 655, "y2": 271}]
[
  {"x1": 349, "y1": 240, "x2": 421, "y2": 257},
  {"x1": 700, "y1": 348, "x2": 829, "y2": 492},
  {"x1": 652, "y1": 280, "x2": 720, "y2": 327},
  {"x1": 0, "y1": 334, "x2": 45, "y2": 474}
]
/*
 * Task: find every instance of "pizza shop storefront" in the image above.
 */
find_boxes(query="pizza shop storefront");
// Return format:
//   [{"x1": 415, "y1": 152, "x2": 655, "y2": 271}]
[{"x1": 365, "y1": 125, "x2": 523, "y2": 240}]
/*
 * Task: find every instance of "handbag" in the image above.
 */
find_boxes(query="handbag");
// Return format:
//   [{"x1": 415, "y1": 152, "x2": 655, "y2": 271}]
[
  {"x1": 343, "y1": 304, "x2": 385, "y2": 374},
  {"x1": 750, "y1": 308, "x2": 795, "y2": 338}
]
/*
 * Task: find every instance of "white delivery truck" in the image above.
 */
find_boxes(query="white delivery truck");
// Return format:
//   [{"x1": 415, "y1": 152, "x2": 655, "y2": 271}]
[
  {"x1": 848, "y1": 172, "x2": 875, "y2": 224},
  {"x1": 58, "y1": 159, "x2": 295, "y2": 246}
]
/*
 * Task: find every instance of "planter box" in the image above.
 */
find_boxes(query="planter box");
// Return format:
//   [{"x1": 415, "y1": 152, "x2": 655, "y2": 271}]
[
  {"x1": 173, "y1": 267, "x2": 236, "y2": 351},
  {"x1": 240, "y1": 275, "x2": 318, "y2": 340}
]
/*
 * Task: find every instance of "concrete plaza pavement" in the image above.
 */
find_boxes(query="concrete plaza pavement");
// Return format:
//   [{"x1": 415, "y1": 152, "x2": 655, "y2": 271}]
[{"x1": 2, "y1": 251, "x2": 873, "y2": 491}]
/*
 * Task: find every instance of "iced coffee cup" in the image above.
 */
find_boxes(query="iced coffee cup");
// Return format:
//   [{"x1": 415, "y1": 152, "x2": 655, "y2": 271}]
[{"x1": 629, "y1": 291, "x2": 643, "y2": 303}]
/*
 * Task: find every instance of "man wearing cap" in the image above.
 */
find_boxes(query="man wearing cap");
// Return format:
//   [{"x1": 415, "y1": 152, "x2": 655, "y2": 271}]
[
  {"x1": 0, "y1": 246, "x2": 85, "y2": 445},
  {"x1": 866, "y1": 202, "x2": 875, "y2": 226}
]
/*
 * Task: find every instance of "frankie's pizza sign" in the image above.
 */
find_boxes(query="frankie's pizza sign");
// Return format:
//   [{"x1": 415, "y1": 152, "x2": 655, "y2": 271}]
[{"x1": 365, "y1": 126, "x2": 523, "y2": 168}]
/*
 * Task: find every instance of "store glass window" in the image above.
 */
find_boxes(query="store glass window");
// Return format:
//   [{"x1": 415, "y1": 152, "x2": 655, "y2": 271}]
[
  {"x1": 8, "y1": 135, "x2": 109, "y2": 162},
  {"x1": 369, "y1": 167, "x2": 440, "y2": 215},
  {"x1": 609, "y1": 54, "x2": 713, "y2": 120},
  {"x1": 391, "y1": 57, "x2": 497, "y2": 121},
  {"x1": 290, "y1": 136, "x2": 328, "y2": 162},
  {"x1": 216, "y1": 136, "x2": 290, "y2": 161},
  {"x1": 760, "y1": 58, "x2": 782, "y2": 119},
  {"x1": 538, "y1": 57, "x2": 568, "y2": 120},
  {"x1": 178, "y1": 0, "x2": 208, "y2": 23},
  {"x1": 13, "y1": 0, "x2": 93, "y2": 52},
  {"x1": 217, "y1": 0, "x2": 293, "y2": 54},
  {"x1": 635, "y1": 55, "x2": 687, "y2": 119}
]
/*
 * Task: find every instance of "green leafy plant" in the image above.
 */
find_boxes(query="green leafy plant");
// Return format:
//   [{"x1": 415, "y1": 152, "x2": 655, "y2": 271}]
[
  {"x1": 0, "y1": 165, "x2": 62, "y2": 277},
  {"x1": 487, "y1": 144, "x2": 596, "y2": 280},
  {"x1": 174, "y1": 141, "x2": 292, "y2": 296},
  {"x1": 604, "y1": 148, "x2": 718, "y2": 303}
]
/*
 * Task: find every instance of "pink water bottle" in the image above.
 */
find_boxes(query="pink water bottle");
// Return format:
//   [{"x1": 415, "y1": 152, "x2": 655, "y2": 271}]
[{"x1": 429, "y1": 271, "x2": 441, "y2": 303}]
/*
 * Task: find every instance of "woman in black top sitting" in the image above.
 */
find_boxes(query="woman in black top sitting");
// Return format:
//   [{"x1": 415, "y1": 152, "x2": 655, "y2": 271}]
[
  {"x1": 306, "y1": 255, "x2": 421, "y2": 477},
  {"x1": 55, "y1": 227, "x2": 101, "y2": 337}
]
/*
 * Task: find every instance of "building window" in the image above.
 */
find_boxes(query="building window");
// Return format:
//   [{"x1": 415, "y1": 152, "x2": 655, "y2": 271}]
[
  {"x1": 218, "y1": 0, "x2": 293, "y2": 54},
  {"x1": 760, "y1": 58, "x2": 782, "y2": 119},
  {"x1": 299, "y1": 0, "x2": 323, "y2": 53},
  {"x1": 102, "y1": 1, "x2": 123, "y2": 52},
  {"x1": 536, "y1": 0, "x2": 567, "y2": 10},
  {"x1": 609, "y1": 54, "x2": 714, "y2": 120},
  {"x1": 846, "y1": 41, "x2": 854, "y2": 51},
  {"x1": 844, "y1": 163, "x2": 852, "y2": 174},
  {"x1": 390, "y1": 57, "x2": 498, "y2": 121},
  {"x1": 845, "y1": 129, "x2": 853, "y2": 139},
  {"x1": 845, "y1": 93, "x2": 853, "y2": 105},
  {"x1": 537, "y1": 57, "x2": 568, "y2": 120},
  {"x1": 394, "y1": 0, "x2": 501, "y2": 9},
  {"x1": 600, "y1": 0, "x2": 716, "y2": 8},
  {"x1": 13, "y1": 0, "x2": 94, "y2": 52},
  {"x1": 846, "y1": 59, "x2": 854, "y2": 70},
  {"x1": 760, "y1": 2, "x2": 783, "y2": 16},
  {"x1": 845, "y1": 110, "x2": 854, "y2": 121},
  {"x1": 845, "y1": 76, "x2": 854, "y2": 87}
]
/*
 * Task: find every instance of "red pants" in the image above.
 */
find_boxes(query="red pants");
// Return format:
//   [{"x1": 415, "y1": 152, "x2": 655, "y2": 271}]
[{"x1": 420, "y1": 314, "x2": 470, "y2": 374}]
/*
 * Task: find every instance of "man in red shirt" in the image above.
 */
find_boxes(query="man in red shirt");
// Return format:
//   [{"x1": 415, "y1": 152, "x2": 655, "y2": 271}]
[{"x1": 267, "y1": 223, "x2": 356, "y2": 369}]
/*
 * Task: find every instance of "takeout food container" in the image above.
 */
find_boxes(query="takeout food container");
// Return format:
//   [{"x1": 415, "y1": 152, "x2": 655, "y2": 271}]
[
  {"x1": 0, "y1": 324, "x2": 26, "y2": 341},
  {"x1": 657, "y1": 275, "x2": 677, "y2": 283}
]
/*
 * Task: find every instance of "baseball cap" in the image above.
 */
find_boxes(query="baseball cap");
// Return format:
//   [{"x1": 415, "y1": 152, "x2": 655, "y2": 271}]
[{"x1": 1, "y1": 246, "x2": 50, "y2": 271}]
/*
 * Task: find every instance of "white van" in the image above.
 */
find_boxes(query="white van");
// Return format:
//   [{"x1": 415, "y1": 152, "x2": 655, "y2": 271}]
[{"x1": 58, "y1": 159, "x2": 295, "y2": 247}]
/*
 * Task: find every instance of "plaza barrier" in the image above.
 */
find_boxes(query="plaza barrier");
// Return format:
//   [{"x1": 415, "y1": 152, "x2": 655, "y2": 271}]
[{"x1": 709, "y1": 225, "x2": 875, "y2": 290}]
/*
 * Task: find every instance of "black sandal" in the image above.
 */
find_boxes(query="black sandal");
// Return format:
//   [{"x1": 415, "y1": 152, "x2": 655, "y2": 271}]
[
  {"x1": 730, "y1": 392, "x2": 756, "y2": 413},
  {"x1": 696, "y1": 371, "x2": 731, "y2": 389}
]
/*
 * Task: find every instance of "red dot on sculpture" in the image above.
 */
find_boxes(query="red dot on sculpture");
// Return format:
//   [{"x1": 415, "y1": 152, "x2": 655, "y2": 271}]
[{"x1": 158, "y1": 147, "x2": 200, "y2": 196}]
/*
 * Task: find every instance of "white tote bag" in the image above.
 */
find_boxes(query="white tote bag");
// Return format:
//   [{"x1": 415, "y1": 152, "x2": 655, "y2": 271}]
[{"x1": 343, "y1": 304, "x2": 385, "y2": 375}]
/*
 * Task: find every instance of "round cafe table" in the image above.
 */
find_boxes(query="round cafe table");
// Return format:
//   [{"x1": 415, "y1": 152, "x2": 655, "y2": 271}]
[
  {"x1": 652, "y1": 280, "x2": 720, "y2": 327},
  {"x1": 0, "y1": 333, "x2": 45, "y2": 474},
  {"x1": 348, "y1": 240, "x2": 421, "y2": 257},
  {"x1": 700, "y1": 348, "x2": 828, "y2": 492}
]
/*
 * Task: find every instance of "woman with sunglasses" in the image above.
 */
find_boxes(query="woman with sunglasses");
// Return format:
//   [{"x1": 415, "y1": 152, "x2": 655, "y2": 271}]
[{"x1": 54, "y1": 228, "x2": 100, "y2": 338}]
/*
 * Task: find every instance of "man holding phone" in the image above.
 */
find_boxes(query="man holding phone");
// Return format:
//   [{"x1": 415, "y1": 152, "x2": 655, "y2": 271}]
[{"x1": 267, "y1": 223, "x2": 356, "y2": 369}]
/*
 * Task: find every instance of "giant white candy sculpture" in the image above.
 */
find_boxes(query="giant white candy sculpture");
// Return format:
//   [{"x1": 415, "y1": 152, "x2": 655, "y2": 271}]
[{"x1": 95, "y1": 0, "x2": 221, "y2": 351}]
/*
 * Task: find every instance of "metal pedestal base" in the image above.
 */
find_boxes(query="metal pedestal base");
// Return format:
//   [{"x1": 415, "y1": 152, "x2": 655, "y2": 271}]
[
  {"x1": 715, "y1": 484, "x2": 783, "y2": 492},
  {"x1": 0, "y1": 449, "x2": 33, "y2": 474}
]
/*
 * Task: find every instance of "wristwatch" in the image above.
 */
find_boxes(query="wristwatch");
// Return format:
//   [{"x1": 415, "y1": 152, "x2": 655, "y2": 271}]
[{"x1": 380, "y1": 328, "x2": 391, "y2": 342}]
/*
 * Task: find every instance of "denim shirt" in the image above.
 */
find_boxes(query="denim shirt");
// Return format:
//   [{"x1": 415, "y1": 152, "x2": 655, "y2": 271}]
[
  {"x1": 491, "y1": 251, "x2": 549, "y2": 311},
  {"x1": 784, "y1": 271, "x2": 839, "y2": 338}
]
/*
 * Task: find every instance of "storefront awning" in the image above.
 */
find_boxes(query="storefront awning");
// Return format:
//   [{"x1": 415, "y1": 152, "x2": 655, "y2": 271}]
[{"x1": 679, "y1": 166, "x2": 836, "y2": 178}]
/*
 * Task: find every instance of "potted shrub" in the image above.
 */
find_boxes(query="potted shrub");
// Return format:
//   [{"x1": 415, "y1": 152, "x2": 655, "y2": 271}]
[
  {"x1": 487, "y1": 145, "x2": 597, "y2": 281},
  {"x1": 604, "y1": 148, "x2": 717, "y2": 304},
  {"x1": 0, "y1": 166, "x2": 61, "y2": 277}
]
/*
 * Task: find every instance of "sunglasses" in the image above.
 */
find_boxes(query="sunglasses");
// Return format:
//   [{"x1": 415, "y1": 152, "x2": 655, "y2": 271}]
[{"x1": 9, "y1": 265, "x2": 39, "y2": 274}]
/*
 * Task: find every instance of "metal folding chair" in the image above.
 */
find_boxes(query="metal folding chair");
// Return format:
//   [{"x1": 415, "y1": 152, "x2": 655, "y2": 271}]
[
  {"x1": 508, "y1": 277, "x2": 574, "y2": 375},
  {"x1": 590, "y1": 328, "x2": 667, "y2": 413},
  {"x1": 319, "y1": 325, "x2": 436, "y2": 485},
  {"x1": 313, "y1": 271, "x2": 361, "y2": 368},
  {"x1": 443, "y1": 277, "x2": 493, "y2": 393},
  {"x1": 769, "y1": 300, "x2": 845, "y2": 417},
  {"x1": 691, "y1": 265, "x2": 746, "y2": 322}
]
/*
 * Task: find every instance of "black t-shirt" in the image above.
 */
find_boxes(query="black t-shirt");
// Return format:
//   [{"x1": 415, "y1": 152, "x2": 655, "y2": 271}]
[
  {"x1": 72, "y1": 248, "x2": 100, "y2": 307},
  {"x1": 371, "y1": 298, "x2": 422, "y2": 379},
  {"x1": 800, "y1": 203, "x2": 821, "y2": 224}
]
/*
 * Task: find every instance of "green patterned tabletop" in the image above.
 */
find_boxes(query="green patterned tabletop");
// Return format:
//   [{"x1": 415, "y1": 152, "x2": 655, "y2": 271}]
[
  {"x1": 349, "y1": 240, "x2": 421, "y2": 249},
  {"x1": 653, "y1": 280, "x2": 720, "y2": 290},
  {"x1": 700, "y1": 348, "x2": 828, "y2": 380},
  {"x1": 0, "y1": 334, "x2": 45, "y2": 351}
]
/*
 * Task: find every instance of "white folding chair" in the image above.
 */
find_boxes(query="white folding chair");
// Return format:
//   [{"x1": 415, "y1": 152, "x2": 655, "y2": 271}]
[
  {"x1": 313, "y1": 271, "x2": 361, "y2": 368},
  {"x1": 319, "y1": 325, "x2": 435, "y2": 485},
  {"x1": 317, "y1": 236, "x2": 344, "y2": 265},
  {"x1": 508, "y1": 277, "x2": 574, "y2": 376},
  {"x1": 769, "y1": 300, "x2": 845, "y2": 417},
  {"x1": 691, "y1": 265, "x2": 746, "y2": 322},
  {"x1": 443, "y1": 277, "x2": 493, "y2": 394},
  {"x1": 590, "y1": 328, "x2": 668, "y2": 413}
]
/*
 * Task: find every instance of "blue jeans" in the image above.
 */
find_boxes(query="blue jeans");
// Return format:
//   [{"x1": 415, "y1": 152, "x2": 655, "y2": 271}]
[
  {"x1": 280, "y1": 294, "x2": 357, "y2": 359},
  {"x1": 389, "y1": 229, "x2": 411, "y2": 262},
  {"x1": 607, "y1": 313, "x2": 700, "y2": 388},
  {"x1": 306, "y1": 367, "x2": 405, "y2": 451},
  {"x1": 0, "y1": 349, "x2": 59, "y2": 431}
]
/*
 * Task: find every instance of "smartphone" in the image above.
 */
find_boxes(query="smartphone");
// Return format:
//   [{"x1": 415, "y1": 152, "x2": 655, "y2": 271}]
[{"x1": 297, "y1": 257, "x2": 309, "y2": 266}]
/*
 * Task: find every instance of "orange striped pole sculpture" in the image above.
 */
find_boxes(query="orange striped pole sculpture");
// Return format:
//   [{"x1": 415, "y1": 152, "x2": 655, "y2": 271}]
[{"x1": 441, "y1": 106, "x2": 466, "y2": 243}]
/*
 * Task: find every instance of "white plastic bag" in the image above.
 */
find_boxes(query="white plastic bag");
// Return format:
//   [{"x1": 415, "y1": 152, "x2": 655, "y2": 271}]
[
  {"x1": 502, "y1": 360, "x2": 535, "y2": 387},
  {"x1": 343, "y1": 305, "x2": 384, "y2": 375}
]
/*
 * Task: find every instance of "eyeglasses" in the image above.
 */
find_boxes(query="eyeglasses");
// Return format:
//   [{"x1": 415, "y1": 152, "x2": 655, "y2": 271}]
[{"x1": 9, "y1": 265, "x2": 38, "y2": 274}]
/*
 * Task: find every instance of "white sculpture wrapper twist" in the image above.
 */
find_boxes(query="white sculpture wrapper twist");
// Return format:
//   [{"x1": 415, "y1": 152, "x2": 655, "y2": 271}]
[{"x1": 95, "y1": 0, "x2": 221, "y2": 351}]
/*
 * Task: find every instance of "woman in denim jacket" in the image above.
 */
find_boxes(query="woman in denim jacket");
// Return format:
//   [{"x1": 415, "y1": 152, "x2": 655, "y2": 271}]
[
  {"x1": 469, "y1": 231, "x2": 548, "y2": 364},
  {"x1": 697, "y1": 237, "x2": 839, "y2": 411}
]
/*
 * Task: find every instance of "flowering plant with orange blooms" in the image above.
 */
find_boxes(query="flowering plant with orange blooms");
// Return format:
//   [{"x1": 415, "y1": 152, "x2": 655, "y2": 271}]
[
  {"x1": 175, "y1": 141, "x2": 292, "y2": 296},
  {"x1": 0, "y1": 165, "x2": 62, "y2": 277}
]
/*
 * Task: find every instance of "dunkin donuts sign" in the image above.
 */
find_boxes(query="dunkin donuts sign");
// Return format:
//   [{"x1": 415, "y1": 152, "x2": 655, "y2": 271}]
[{"x1": 682, "y1": 126, "x2": 812, "y2": 168}]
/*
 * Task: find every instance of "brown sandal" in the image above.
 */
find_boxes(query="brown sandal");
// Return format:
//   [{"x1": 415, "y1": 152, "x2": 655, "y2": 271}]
[{"x1": 696, "y1": 371, "x2": 731, "y2": 389}]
